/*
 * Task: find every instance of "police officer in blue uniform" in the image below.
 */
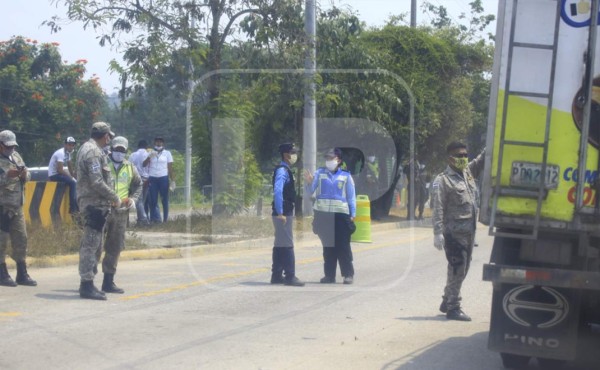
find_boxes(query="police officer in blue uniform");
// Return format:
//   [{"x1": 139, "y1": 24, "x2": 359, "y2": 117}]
[
  {"x1": 270, "y1": 143, "x2": 304, "y2": 287},
  {"x1": 305, "y1": 148, "x2": 357, "y2": 284}
]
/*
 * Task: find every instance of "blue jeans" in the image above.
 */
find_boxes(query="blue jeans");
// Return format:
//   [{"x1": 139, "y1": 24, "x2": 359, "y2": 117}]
[
  {"x1": 49, "y1": 174, "x2": 79, "y2": 213},
  {"x1": 148, "y1": 176, "x2": 169, "y2": 222}
]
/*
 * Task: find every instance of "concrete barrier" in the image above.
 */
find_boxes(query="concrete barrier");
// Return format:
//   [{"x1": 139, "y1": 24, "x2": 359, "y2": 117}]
[{"x1": 24, "y1": 181, "x2": 72, "y2": 227}]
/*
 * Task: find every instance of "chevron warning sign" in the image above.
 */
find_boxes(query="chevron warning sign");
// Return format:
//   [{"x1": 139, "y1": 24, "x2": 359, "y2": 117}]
[{"x1": 24, "y1": 182, "x2": 72, "y2": 227}]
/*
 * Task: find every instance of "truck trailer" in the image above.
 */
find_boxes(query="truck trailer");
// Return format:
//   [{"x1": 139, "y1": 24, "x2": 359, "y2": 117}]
[{"x1": 481, "y1": 0, "x2": 600, "y2": 368}]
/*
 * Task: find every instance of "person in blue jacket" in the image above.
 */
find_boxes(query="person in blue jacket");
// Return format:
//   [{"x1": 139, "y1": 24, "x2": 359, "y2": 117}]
[
  {"x1": 304, "y1": 148, "x2": 357, "y2": 284},
  {"x1": 271, "y1": 143, "x2": 304, "y2": 287}
]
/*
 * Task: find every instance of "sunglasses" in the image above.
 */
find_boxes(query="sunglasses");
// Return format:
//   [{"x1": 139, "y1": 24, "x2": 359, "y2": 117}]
[{"x1": 451, "y1": 153, "x2": 469, "y2": 158}]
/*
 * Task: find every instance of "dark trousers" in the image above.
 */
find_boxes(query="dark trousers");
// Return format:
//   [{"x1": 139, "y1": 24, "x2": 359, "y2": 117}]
[
  {"x1": 271, "y1": 216, "x2": 296, "y2": 279},
  {"x1": 49, "y1": 174, "x2": 79, "y2": 213},
  {"x1": 442, "y1": 232, "x2": 474, "y2": 310},
  {"x1": 148, "y1": 176, "x2": 169, "y2": 222},
  {"x1": 314, "y1": 211, "x2": 355, "y2": 278}
]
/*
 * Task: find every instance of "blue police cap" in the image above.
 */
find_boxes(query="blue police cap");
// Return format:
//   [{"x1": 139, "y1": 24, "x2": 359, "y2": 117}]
[
  {"x1": 324, "y1": 147, "x2": 342, "y2": 159},
  {"x1": 279, "y1": 143, "x2": 298, "y2": 154}
]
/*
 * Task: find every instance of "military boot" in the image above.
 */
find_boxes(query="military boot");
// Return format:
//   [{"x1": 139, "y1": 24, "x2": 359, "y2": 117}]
[
  {"x1": 79, "y1": 281, "x2": 107, "y2": 300},
  {"x1": 0, "y1": 263, "x2": 17, "y2": 287},
  {"x1": 16, "y1": 261, "x2": 37, "y2": 286},
  {"x1": 102, "y1": 273, "x2": 124, "y2": 294}
]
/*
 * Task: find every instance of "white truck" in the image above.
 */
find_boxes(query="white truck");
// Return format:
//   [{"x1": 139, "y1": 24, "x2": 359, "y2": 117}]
[{"x1": 481, "y1": 0, "x2": 600, "y2": 368}]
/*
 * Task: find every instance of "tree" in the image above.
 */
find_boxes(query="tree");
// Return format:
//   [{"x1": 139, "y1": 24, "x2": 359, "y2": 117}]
[{"x1": 0, "y1": 36, "x2": 106, "y2": 165}]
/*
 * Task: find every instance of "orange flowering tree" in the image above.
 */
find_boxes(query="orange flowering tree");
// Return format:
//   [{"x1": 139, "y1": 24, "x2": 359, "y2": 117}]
[{"x1": 0, "y1": 36, "x2": 106, "y2": 165}]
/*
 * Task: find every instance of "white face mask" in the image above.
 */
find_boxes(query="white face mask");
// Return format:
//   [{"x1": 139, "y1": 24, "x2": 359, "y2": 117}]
[
  {"x1": 325, "y1": 159, "x2": 339, "y2": 171},
  {"x1": 289, "y1": 154, "x2": 298, "y2": 165},
  {"x1": 111, "y1": 152, "x2": 126, "y2": 163},
  {"x1": 154, "y1": 146, "x2": 164, "y2": 152},
  {"x1": 367, "y1": 156, "x2": 375, "y2": 163}
]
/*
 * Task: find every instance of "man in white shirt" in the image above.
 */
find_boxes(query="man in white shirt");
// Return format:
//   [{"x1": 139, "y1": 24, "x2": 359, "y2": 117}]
[
  {"x1": 48, "y1": 136, "x2": 79, "y2": 214},
  {"x1": 143, "y1": 137, "x2": 175, "y2": 223},
  {"x1": 128, "y1": 140, "x2": 150, "y2": 226}
]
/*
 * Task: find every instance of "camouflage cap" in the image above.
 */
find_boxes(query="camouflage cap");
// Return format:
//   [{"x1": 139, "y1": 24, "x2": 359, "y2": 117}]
[
  {"x1": 111, "y1": 136, "x2": 128, "y2": 150},
  {"x1": 0, "y1": 130, "x2": 18, "y2": 146},
  {"x1": 91, "y1": 121, "x2": 115, "y2": 138}
]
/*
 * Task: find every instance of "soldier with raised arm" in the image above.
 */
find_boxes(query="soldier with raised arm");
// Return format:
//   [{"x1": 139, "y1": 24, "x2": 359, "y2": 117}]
[{"x1": 431, "y1": 141, "x2": 485, "y2": 321}]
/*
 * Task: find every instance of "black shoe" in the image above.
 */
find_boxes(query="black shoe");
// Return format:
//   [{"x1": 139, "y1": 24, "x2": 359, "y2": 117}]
[
  {"x1": 446, "y1": 308, "x2": 471, "y2": 321},
  {"x1": 270, "y1": 275, "x2": 284, "y2": 284},
  {"x1": 80, "y1": 281, "x2": 107, "y2": 300},
  {"x1": 343, "y1": 276, "x2": 354, "y2": 285},
  {"x1": 0, "y1": 263, "x2": 17, "y2": 287},
  {"x1": 439, "y1": 297, "x2": 448, "y2": 313},
  {"x1": 320, "y1": 276, "x2": 336, "y2": 284},
  {"x1": 16, "y1": 262, "x2": 37, "y2": 286},
  {"x1": 284, "y1": 276, "x2": 305, "y2": 287}
]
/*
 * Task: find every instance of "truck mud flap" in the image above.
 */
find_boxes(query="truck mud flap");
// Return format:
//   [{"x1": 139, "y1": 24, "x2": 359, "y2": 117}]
[{"x1": 488, "y1": 283, "x2": 580, "y2": 361}]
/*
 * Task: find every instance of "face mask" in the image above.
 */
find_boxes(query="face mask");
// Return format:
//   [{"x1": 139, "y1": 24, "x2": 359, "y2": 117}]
[
  {"x1": 325, "y1": 159, "x2": 339, "y2": 171},
  {"x1": 111, "y1": 152, "x2": 126, "y2": 163},
  {"x1": 367, "y1": 156, "x2": 375, "y2": 163},
  {"x1": 289, "y1": 154, "x2": 298, "y2": 165},
  {"x1": 453, "y1": 157, "x2": 468, "y2": 171},
  {"x1": 67, "y1": 149, "x2": 74, "y2": 154},
  {"x1": 154, "y1": 146, "x2": 164, "y2": 152}
]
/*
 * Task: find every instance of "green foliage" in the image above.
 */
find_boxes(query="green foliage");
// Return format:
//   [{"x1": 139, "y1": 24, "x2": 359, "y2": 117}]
[{"x1": 0, "y1": 36, "x2": 106, "y2": 165}]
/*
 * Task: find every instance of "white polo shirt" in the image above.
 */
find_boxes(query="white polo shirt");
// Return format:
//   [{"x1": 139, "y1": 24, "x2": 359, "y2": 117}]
[
  {"x1": 48, "y1": 147, "x2": 71, "y2": 177},
  {"x1": 129, "y1": 148, "x2": 150, "y2": 179},
  {"x1": 147, "y1": 149, "x2": 173, "y2": 178}
]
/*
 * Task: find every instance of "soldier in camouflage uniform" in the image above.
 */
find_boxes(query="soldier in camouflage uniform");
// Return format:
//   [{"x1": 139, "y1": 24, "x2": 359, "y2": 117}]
[
  {"x1": 97, "y1": 136, "x2": 141, "y2": 294},
  {"x1": 76, "y1": 122, "x2": 121, "y2": 300},
  {"x1": 0, "y1": 130, "x2": 37, "y2": 287},
  {"x1": 431, "y1": 141, "x2": 485, "y2": 321}
]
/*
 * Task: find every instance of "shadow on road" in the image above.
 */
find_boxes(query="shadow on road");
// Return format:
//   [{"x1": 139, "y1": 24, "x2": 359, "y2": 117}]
[
  {"x1": 381, "y1": 331, "x2": 501, "y2": 370},
  {"x1": 35, "y1": 290, "x2": 80, "y2": 300},
  {"x1": 395, "y1": 315, "x2": 447, "y2": 322},
  {"x1": 381, "y1": 329, "x2": 600, "y2": 370}
]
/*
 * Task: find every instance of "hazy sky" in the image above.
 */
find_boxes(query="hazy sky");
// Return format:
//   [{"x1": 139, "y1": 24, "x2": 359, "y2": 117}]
[{"x1": 0, "y1": 0, "x2": 498, "y2": 93}]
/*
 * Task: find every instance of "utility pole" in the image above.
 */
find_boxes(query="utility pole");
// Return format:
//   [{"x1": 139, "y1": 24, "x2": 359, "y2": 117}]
[
  {"x1": 303, "y1": 0, "x2": 317, "y2": 217},
  {"x1": 411, "y1": 0, "x2": 417, "y2": 27},
  {"x1": 184, "y1": 4, "x2": 195, "y2": 207}
]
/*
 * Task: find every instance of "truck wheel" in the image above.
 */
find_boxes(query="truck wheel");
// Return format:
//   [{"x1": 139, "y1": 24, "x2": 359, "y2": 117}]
[
  {"x1": 500, "y1": 353, "x2": 530, "y2": 369},
  {"x1": 537, "y1": 358, "x2": 565, "y2": 369}
]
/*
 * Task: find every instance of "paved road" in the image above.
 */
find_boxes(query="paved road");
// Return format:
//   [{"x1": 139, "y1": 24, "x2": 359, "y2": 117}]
[{"x1": 0, "y1": 224, "x2": 591, "y2": 369}]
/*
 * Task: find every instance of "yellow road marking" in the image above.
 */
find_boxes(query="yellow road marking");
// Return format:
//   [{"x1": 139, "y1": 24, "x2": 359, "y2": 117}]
[
  {"x1": 0, "y1": 312, "x2": 22, "y2": 321},
  {"x1": 120, "y1": 231, "x2": 431, "y2": 301}
]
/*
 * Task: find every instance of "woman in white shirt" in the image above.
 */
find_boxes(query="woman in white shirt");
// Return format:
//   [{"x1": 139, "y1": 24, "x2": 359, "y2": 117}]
[{"x1": 143, "y1": 137, "x2": 174, "y2": 223}]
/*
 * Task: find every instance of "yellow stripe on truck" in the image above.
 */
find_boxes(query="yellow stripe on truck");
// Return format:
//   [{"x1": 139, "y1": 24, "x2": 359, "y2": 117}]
[{"x1": 492, "y1": 91, "x2": 599, "y2": 222}]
